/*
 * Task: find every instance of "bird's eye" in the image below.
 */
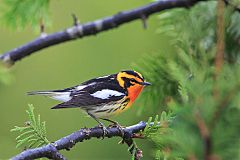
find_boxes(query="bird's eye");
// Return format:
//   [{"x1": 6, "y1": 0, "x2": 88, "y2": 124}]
[
  {"x1": 130, "y1": 78, "x2": 140, "y2": 84},
  {"x1": 130, "y1": 78, "x2": 135, "y2": 82}
]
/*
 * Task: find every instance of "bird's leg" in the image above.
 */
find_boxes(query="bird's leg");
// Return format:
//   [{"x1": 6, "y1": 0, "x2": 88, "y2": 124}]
[
  {"x1": 100, "y1": 118, "x2": 125, "y2": 137},
  {"x1": 88, "y1": 113, "x2": 108, "y2": 139}
]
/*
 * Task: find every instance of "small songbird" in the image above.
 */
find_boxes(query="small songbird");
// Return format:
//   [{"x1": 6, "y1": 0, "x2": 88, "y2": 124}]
[{"x1": 28, "y1": 70, "x2": 150, "y2": 135}]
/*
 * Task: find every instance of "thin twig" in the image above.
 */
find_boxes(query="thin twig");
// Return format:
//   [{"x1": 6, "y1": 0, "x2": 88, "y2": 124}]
[
  {"x1": 210, "y1": 86, "x2": 240, "y2": 128},
  {"x1": 71, "y1": 13, "x2": 80, "y2": 26},
  {"x1": 214, "y1": 0, "x2": 225, "y2": 76},
  {"x1": 0, "y1": 0, "x2": 204, "y2": 65},
  {"x1": 11, "y1": 121, "x2": 158, "y2": 160},
  {"x1": 213, "y1": 0, "x2": 225, "y2": 101},
  {"x1": 195, "y1": 112, "x2": 211, "y2": 160}
]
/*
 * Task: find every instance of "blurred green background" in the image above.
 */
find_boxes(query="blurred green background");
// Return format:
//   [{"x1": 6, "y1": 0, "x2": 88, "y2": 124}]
[{"x1": 0, "y1": 0, "x2": 170, "y2": 159}]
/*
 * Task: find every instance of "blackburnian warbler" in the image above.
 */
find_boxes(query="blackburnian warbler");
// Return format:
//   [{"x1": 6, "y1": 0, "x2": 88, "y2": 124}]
[{"x1": 28, "y1": 70, "x2": 150, "y2": 135}]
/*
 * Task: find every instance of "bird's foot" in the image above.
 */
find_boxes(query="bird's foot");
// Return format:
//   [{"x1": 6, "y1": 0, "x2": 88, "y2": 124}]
[
  {"x1": 110, "y1": 122, "x2": 125, "y2": 137},
  {"x1": 98, "y1": 124, "x2": 109, "y2": 139},
  {"x1": 100, "y1": 118, "x2": 125, "y2": 137}
]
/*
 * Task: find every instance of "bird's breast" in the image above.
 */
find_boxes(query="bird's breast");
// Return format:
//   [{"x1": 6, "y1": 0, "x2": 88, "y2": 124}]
[{"x1": 85, "y1": 85, "x2": 144, "y2": 118}]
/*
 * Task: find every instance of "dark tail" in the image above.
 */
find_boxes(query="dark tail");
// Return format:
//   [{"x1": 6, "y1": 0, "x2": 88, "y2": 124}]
[
  {"x1": 27, "y1": 91, "x2": 59, "y2": 96},
  {"x1": 51, "y1": 102, "x2": 68, "y2": 109},
  {"x1": 51, "y1": 102, "x2": 78, "y2": 109}
]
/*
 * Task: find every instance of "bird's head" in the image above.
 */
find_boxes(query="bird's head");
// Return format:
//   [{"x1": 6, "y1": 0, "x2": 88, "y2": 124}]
[
  {"x1": 117, "y1": 70, "x2": 150, "y2": 102},
  {"x1": 117, "y1": 70, "x2": 150, "y2": 88}
]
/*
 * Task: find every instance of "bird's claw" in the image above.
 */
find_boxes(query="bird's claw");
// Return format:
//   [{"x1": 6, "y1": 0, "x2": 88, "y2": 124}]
[
  {"x1": 99, "y1": 118, "x2": 125, "y2": 137},
  {"x1": 110, "y1": 122, "x2": 126, "y2": 144},
  {"x1": 110, "y1": 122, "x2": 125, "y2": 137},
  {"x1": 98, "y1": 124, "x2": 109, "y2": 139}
]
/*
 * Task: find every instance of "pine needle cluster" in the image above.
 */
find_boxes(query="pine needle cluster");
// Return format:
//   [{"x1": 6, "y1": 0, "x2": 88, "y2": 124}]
[
  {"x1": 11, "y1": 104, "x2": 49, "y2": 148},
  {"x1": 1, "y1": 0, "x2": 51, "y2": 31},
  {"x1": 135, "y1": 1, "x2": 240, "y2": 159}
]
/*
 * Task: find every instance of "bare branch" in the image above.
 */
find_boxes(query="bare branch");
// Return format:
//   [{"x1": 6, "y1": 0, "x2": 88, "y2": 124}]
[
  {"x1": 71, "y1": 13, "x2": 80, "y2": 26},
  {"x1": 0, "y1": 0, "x2": 205, "y2": 65},
  {"x1": 11, "y1": 121, "x2": 155, "y2": 160}
]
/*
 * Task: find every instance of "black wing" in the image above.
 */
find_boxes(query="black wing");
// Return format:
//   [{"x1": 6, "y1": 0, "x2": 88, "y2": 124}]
[{"x1": 51, "y1": 81, "x2": 126, "y2": 109}]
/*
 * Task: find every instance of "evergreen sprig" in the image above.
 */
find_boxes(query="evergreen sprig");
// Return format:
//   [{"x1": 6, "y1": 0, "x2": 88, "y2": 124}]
[
  {"x1": 134, "y1": 3, "x2": 216, "y2": 113},
  {"x1": 1, "y1": 0, "x2": 51, "y2": 31},
  {"x1": 134, "y1": 1, "x2": 240, "y2": 113},
  {"x1": 134, "y1": 1, "x2": 240, "y2": 159},
  {"x1": 11, "y1": 104, "x2": 49, "y2": 148},
  {"x1": 143, "y1": 112, "x2": 173, "y2": 138}
]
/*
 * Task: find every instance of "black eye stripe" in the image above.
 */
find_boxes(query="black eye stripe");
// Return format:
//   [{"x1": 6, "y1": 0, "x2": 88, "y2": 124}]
[
  {"x1": 130, "y1": 78, "x2": 140, "y2": 84},
  {"x1": 122, "y1": 77, "x2": 141, "y2": 84},
  {"x1": 121, "y1": 70, "x2": 144, "y2": 81}
]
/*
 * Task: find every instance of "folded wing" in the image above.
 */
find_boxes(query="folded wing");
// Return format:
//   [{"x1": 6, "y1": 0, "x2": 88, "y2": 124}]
[
  {"x1": 51, "y1": 90, "x2": 125, "y2": 109},
  {"x1": 52, "y1": 82, "x2": 126, "y2": 109}
]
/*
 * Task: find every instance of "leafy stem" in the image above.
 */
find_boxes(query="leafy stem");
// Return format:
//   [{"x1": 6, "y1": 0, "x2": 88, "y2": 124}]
[{"x1": 11, "y1": 104, "x2": 49, "y2": 148}]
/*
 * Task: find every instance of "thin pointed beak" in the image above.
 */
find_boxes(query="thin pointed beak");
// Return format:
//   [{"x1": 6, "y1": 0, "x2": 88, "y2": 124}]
[{"x1": 140, "y1": 81, "x2": 151, "y2": 86}]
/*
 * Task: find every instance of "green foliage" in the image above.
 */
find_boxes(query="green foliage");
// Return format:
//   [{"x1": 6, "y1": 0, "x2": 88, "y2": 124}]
[
  {"x1": 225, "y1": 10, "x2": 240, "y2": 62},
  {"x1": 129, "y1": 141, "x2": 138, "y2": 160},
  {"x1": 134, "y1": 52, "x2": 180, "y2": 113},
  {"x1": 1, "y1": 0, "x2": 51, "y2": 31},
  {"x1": 143, "y1": 112, "x2": 173, "y2": 138},
  {"x1": 144, "y1": 115, "x2": 160, "y2": 138},
  {"x1": 134, "y1": 2, "x2": 218, "y2": 114},
  {"x1": 134, "y1": 1, "x2": 240, "y2": 160},
  {"x1": 135, "y1": 1, "x2": 240, "y2": 112},
  {"x1": 11, "y1": 104, "x2": 49, "y2": 148},
  {"x1": 159, "y1": 66, "x2": 240, "y2": 160},
  {"x1": 227, "y1": 0, "x2": 240, "y2": 8},
  {"x1": 144, "y1": 113, "x2": 176, "y2": 160}
]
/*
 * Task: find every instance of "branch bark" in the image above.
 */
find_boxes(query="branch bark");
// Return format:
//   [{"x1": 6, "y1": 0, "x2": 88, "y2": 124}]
[
  {"x1": 0, "y1": 0, "x2": 205, "y2": 65},
  {"x1": 11, "y1": 121, "x2": 152, "y2": 160}
]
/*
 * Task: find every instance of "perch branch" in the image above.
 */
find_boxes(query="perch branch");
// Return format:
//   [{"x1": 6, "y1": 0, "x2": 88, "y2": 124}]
[
  {"x1": 11, "y1": 121, "x2": 155, "y2": 160},
  {"x1": 0, "y1": 0, "x2": 205, "y2": 65}
]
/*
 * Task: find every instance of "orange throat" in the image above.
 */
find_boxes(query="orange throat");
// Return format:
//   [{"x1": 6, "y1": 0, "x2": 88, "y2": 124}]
[
  {"x1": 127, "y1": 85, "x2": 144, "y2": 104},
  {"x1": 113, "y1": 85, "x2": 144, "y2": 115}
]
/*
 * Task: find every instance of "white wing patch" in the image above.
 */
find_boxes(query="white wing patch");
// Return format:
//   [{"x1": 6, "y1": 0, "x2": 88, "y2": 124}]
[
  {"x1": 96, "y1": 75, "x2": 109, "y2": 79},
  {"x1": 76, "y1": 82, "x2": 96, "y2": 90},
  {"x1": 91, "y1": 89, "x2": 124, "y2": 99},
  {"x1": 50, "y1": 92, "x2": 72, "y2": 102},
  {"x1": 76, "y1": 85, "x2": 87, "y2": 90}
]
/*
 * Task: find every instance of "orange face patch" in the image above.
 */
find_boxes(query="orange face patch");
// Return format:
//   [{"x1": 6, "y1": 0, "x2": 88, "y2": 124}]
[
  {"x1": 116, "y1": 71, "x2": 145, "y2": 109},
  {"x1": 127, "y1": 84, "x2": 144, "y2": 103}
]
